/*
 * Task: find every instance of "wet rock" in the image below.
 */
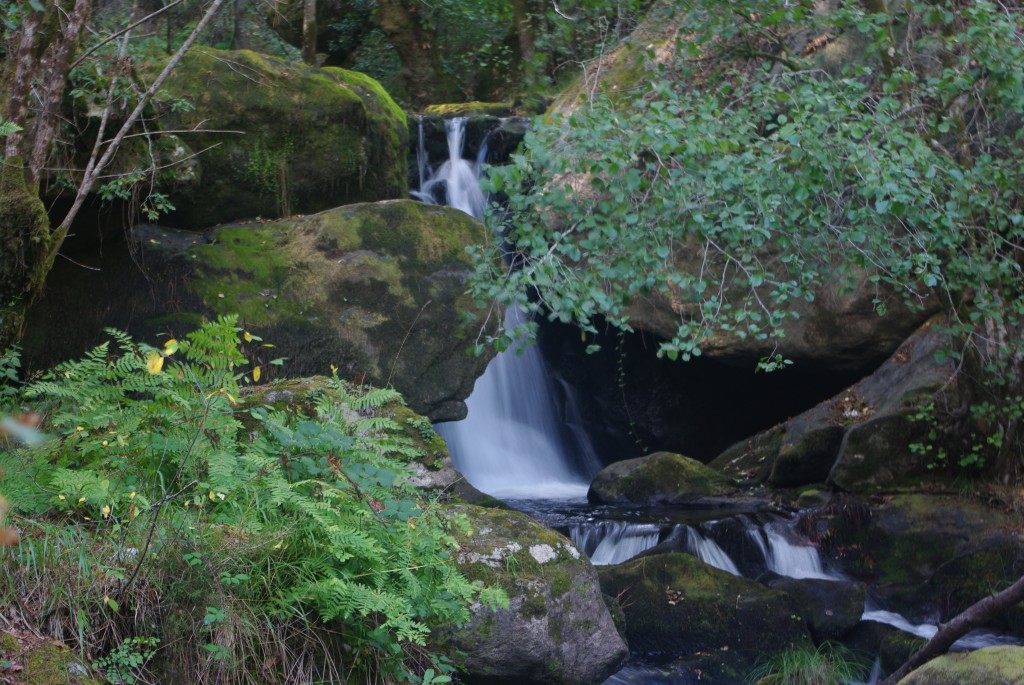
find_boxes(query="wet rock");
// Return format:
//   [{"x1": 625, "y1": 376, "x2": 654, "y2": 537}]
[
  {"x1": 587, "y1": 452, "x2": 737, "y2": 506},
  {"x1": 767, "y1": 577, "x2": 867, "y2": 642},
  {"x1": 710, "y1": 316, "x2": 956, "y2": 491},
  {"x1": 598, "y1": 553, "x2": 811, "y2": 683}
]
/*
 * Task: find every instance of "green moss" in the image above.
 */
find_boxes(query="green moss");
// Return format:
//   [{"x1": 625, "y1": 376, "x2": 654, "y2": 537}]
[
  {"x1": 898, "y1": 645, "x2": 1024, "y2": 685},
  {"x1": 0, "y1": 631, "x2": 18, "y2": 654},
  {"x1": 590, "y1": 452, "x2": 736, "y2": 504},
  {"x1": 423, "y1": 102, "x2": 513, "y2": 117},
  {"x1": 24, "y1": 642, "x2": 101, "y2": 685},
  {"x1": 597, "y1": 553, "x2": 810, "y2": 668},
  {"x1": 0, "y1": 159, "x2": 54, "y2": 349},
  {"x1": 148, "y1": 48, "x2": 407, "y2": 228}
]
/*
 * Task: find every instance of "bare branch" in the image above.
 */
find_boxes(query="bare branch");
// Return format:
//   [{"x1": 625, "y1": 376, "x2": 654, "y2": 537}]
[{"x1": 49, "y1": 0, "x2": 228, "y2": 263}]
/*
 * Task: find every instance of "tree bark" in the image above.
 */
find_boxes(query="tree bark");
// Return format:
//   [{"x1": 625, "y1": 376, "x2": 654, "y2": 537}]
[
  {"x1": 511, "y1": 0, "x2": 535, "y2": 66},
  {"x1": 375, "y1": 0, "x2": 457, "y2": 106},
  {"x1": 301, "y1": 0, "x2": 317, "y2": 64},
  {"x1": 27, "y1": 0, "x2": 93, "y2": 187},
  {"x1": 880, "y1": 573, "x2": 1024, "y2": 684}
]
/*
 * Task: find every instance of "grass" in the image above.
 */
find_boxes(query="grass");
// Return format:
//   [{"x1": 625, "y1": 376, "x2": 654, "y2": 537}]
[{"x1": 747, "y1": 642, "x2": 872, "y2": 685}]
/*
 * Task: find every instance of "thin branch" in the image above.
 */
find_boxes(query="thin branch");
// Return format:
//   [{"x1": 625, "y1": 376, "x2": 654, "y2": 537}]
[
  {"x1": 70, "y1": 0, "x2": 186, "y2": 71},
  {"x1": 48, "y1": 0, "x2": 228, "y2": 265}
]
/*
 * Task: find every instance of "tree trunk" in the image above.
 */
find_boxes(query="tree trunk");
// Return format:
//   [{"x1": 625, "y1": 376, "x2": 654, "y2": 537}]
[
  {"x1": 375, "y1": 0, "x2": 458, "y2": 106},
  {"x1": 0, "y1": 160, "x2": 55, "y2": 350},
  {"x1": 880, "y1": 573, "x2": 1024, "y2": 684},
  {"x1": 301, "y1": 0, "x2": 317, "y2": 65},
  {"x1": 511, "y1": 0, "x2": 535, "y2": 66}
]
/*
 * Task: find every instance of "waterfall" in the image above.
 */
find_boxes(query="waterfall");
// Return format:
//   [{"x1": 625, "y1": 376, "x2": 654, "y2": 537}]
[
  {"x1": 411, "y1": 117, "x2": 487, "y2": 219},
  {"x1": 571, "y1": 522, "x2": 661, "y2": 566},
  {"x1": 762, "y1": 524, "x2": 840, "y2": 580},
  {"x1": 435, "y1": 307, "x2": 601, "y2": 499},
  {"x1": 418, "y1": 116, "x2": 601, "y2": 499},
  {"x1": 686, "y1": 526, "x2": 741, "y2": 576},
  {"x1": 861, "y1": 607, "x2": 1024, "y2": 650}
]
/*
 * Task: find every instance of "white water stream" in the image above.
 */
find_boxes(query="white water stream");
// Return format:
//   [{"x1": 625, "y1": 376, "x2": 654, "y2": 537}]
[
  {"x1": 422, "y1": 117, "x2": 601, "y2": 499},
  {"x1": 411, "y1": 117, "x2": 1021, "y2": 684}
]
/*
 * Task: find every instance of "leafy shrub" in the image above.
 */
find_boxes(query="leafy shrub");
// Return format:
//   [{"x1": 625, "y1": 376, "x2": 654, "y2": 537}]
[
  {"x1": 473, "y1": 0, "x2": 1024, "y2": 479},
  {"x1": 0, "y1": 316, "x2": 501, "y2": 682}
]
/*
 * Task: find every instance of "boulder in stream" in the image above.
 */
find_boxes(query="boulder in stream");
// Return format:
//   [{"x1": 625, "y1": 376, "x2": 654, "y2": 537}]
[
  {"x1": 767, "y1": 577, "x2": 867, "y2": 643},
  {"x1": 434, "y1": 504, "x2": 628, "y2": 685},
  {"x1": 587, "y1": 451, "x2": 737, "y2": 506},
  {"x1": 598, "y1": 553, "x2": 811, "y2": 682}
]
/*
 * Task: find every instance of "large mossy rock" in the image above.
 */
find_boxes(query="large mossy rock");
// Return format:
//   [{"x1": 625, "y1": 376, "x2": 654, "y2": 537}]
[
  {"x1": 23, "y1": 200, "x2": 493, "y2": 421},
  {"x1": 147, "y1": 48, "x2": 407, "y2": 228},
  {"x1": 815, "y1": 494, "x2": 1024, "y2": 622},
  {"x1": 898, "y1": 646, "x2": 1024, "y2": 685},
  {"x1": 588, "y1": 452, "x2": 736, "y2": 506},
  {"x1": 709, "y1": 317, "x2": 955, "y2": 490},
  {"x1": 435, "y1": 505, "x2": 628, "y2": 685},
  {"x1": 598, "y1": 553, "x2": 811, "y2": 682}
]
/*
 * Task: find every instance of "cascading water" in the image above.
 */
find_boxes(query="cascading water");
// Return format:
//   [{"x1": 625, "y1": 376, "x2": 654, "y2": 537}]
[
  {"x1": 571, "y1": 522, "x2": 662, "y2": 566},
  {"x1": 411, "y1": 117, "x2": 487, "y2": 219},
  {"x1": 685, "y1": 526, "x2": 741, "y2": 576},
  {"x1": 761, "y1": 523, "x2": 842, "y2": 580},
  {"x1": 416, "y1": 116, "x2": 601, "y2": 499}
]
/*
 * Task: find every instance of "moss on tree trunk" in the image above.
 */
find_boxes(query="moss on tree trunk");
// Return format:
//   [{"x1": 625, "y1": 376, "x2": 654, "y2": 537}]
[{"x1": 0, "y1": 160, "x2": 53, "y2": 350}]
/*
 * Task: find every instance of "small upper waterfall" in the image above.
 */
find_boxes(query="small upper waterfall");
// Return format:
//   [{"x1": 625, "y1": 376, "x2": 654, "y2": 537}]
[
  {"x1": 412, "y1": 117, "x2": 487, "y2": 219},
  {"x1": 418, "y1": 116, "x2": 601, "y2": 499}
]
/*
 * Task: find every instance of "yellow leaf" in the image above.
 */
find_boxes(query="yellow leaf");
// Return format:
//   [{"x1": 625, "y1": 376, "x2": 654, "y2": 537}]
[
  {"x1": 129, "y1": 491, "x2": 136, "y2": 500},
  {"x1": 253, "y1": 366, "x2": 261, "y2": 382},
  {"x1": 209, "y1": 490, "x2": 216, "y2": 502},
  {"x1": 243, "y1": 331, "x2": 253, "y2": 342},
  {"x1": 78, "y1": 497, "x2": 86, "y2": 503},
  {"x1": 164, "y1": 338, "x2": 179, "y2": 355},
  {"x1": 101, "y1": 505, "x2": 111, "y2": 519},
  {"x1": 58, "y1": 494, "x2": 66, "y2": 501},
  {"x1": 146, "y1": 352, "x2": 164, "y2": 374}
]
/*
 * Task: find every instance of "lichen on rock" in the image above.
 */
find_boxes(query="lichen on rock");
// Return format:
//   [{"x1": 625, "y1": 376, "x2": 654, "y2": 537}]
[{"x1": 434, "y1": 504, "x2": 628, "y2": 684}]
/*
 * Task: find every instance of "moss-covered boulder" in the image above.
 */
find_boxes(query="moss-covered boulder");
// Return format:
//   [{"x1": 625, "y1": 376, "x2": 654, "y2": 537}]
[
  {"x1": 897, "y1": 645, "x2": 1024, "y2": 685},
  {"x1": 434, "y1": 505, "x2": 628, "y2": 684},
  {"x1": 587, "y1": 452, "x2": 736, "y2": 506},
  {"x1": 23, "y1": 200, "x2": 493, "y2": 421},
  {"x1": 145, "y1": 48, "x2": 407, "y2": 228},
  {"x1": 0, "y1": 632, "x2": 101, "y2": 685},
  {"x1": 815, "y1": 493, "x2": 1024, "y2": 623},
  {"x1": 710, "y1": 316, "x2": 956, "y2": 491},
  {"x1": 767, "y1": 578, "x2": 867, "y2": 643},
  {"x1": 598, "y1": 553, "x2": 811, "y2": 682}
]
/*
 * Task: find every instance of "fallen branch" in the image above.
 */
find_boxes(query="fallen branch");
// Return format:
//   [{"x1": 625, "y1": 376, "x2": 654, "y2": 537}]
[{"x1": 880, "y1": 572, "x2": 1024, "y2": 684}]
